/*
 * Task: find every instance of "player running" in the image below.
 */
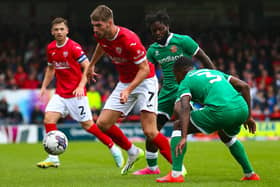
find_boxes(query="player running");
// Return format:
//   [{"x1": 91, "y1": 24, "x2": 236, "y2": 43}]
[
  {"x1": 156, "y1": 56, "x2": 260, "y2": 182},
  {"x1": 87, "y1": 5, "x2": 172, "y2": 175},
  {"x1": 37, "y1": 17, "x2": 124, "y2": 169},
  {"x1": 133, "y1": 10, "x2": 216, "y2": 175}
]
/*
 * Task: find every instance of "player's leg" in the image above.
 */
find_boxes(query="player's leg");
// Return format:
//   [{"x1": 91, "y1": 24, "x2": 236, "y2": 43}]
[
  {"x1": 98, "y1": 82, "x2": 146, "y2": 174},
  {"x1": 37, "y1": 95, "x2": 65, "y2": 168},
  {"x1": 157, "y1": 119, "x2": 200, "y2": 183},
  {"x1": 81, "y1": 120, "x2": 124, "y2": 168},
  {"x1": 37, "y1": 111, "x2": 61, "y2": 168},
  {"x1": 218, "y1": 130, "x2": 260, "y2": 180},
  {"x1": 133, "y1": 114, "x2": 168, "y2": 175},
  {"x1": 171, "y1": 120, "x2": 199, "y2": 174},
  {"x1": 96, "y1": 109, "x2": 143, "y2": 175},
  {"x1": 131, "y1": 76, "x2": 171, "y2": 175},
  {"x1": 81, "y1": 120, "x2": 114, "y2": 148},
  {"x1": 136, "y1": 99, "x2": 192, "y2": 176},
  {"x1": 141, "y1": 90, "x2": 174, "y2": 173},
  {"x1": 148, "y1": 114, "x2": 168, "y2": 151},
  {"x1": 141, "y1": 111, "x2": 172, "y2": 164},
  {"x1": 97, "y1": 109, "x2": 132, "y2": 149},
  {"x1": 138, "y1": 77, "x2": 172, "y2": 164},
  {"x1": 157, "y1": 102, "x2": 206, "y2": 183},
  {"x1": 218, "y1": 104, "x2": 260, "y2": 181},
  {"x1": 69, "y1": 96, "x2": 124, "y2": 168}
]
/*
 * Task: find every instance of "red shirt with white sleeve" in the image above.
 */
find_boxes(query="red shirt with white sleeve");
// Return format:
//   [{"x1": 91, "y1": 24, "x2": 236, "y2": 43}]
[
  {"x1": 47, "y1": 38, "x2": 88, "y2": 98},
  {"x1": 94, "y1": 26, "x2": 155, "y2": 83}
]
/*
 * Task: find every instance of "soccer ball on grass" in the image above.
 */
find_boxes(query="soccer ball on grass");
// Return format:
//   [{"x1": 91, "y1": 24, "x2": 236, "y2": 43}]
[{"x1": 43, "y1": 130, "x2": 68, "y2": 155}]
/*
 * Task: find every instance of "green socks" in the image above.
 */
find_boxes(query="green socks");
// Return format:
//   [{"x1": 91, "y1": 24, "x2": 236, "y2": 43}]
[
  {"x1": 171, "y1": 130, "x2": 187, "y2": 171},
  {"x1": 228, "y1": 138, "x2": 254, "y2": 174}
]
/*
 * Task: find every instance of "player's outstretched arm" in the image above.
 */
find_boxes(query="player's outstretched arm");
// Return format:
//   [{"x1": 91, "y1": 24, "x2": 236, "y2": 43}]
[
  {"x1": 87, "y1": 43, "x2": 105, "y2": 82},
  {"x1": 40, "y1": 65, "x2": 55, "y2": 97},
  {"x1": 195, "y1": 48, "x2": 216, "y2": 69}
]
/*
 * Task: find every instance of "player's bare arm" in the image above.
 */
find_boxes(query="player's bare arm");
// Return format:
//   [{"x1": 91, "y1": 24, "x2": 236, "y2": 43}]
[
  {"x1": 175, "y1": 95, "x2": 191, "y2": 156},
  {"x1": 40, "y1": 65, "x2": 55, "y2": 97},
  {"x1": 195, "y1": 48, "x2": 216, "y2": 69},
  {"x1": 229, "y1": 76, "x2": 256, "y2": 134},
  {"x1": 73, "y1": 59, "x2": 90, "y2": 98},
  {"x1": 120, "y1": 59, "x2": 150, "y2": 104},
  {"x1": 87, "y1": 43, "x2": 105, "y2": 82}
]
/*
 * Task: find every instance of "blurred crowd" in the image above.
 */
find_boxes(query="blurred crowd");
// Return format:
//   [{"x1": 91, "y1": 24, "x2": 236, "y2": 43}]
[
  {"x1": 194, "y1": 28, "x2": 280, "y2": 120},
  {"x1": 0, "y1": 27, "x2": 280, "y2": 124}
]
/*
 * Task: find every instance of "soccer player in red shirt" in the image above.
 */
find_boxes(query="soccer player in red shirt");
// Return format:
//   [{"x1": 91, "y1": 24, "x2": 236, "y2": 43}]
[
  {"x1": 37, "y1": 17, "x2": 124, "y2": 168},
  {"x1": 87, "y1": 5, "x2": 172, "y2": 175}
]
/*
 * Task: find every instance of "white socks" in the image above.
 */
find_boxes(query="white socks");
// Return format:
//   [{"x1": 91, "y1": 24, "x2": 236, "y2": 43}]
[
  {"x1": 127, "y1": 144, "x2": 138, "y2": 155},
  {"x1": 110, "y1": 144, "x2": 119, "y2": 153},
  {"x1": 49, "y1": 154, "x2": 59, "y2": 160},
  {"x1": 244, "y1": 172, "x2": 255, "y2": 178},
  {"x1": 171, "y1": 170, "x2": 182, "y2": 177}
]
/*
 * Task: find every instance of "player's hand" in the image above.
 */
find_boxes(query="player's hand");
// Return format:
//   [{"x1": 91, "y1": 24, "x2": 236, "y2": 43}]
[
  {"x1": 120, "y1": 89, "x2": 130, "y2": 104},
  {"x1": 73, "y1": 86, "x2": 84, "y2": 99},
  {"x1": 87, "y1": 65, "x2": 99, "y2": 83},
  {"x1": 243, "y1": 116, "x2": 256, "y2": 134},
  {"x1": 40, "y1": 87, "x2": 47, "y2": 98},
  {"x1": 175, "y1": 138, "x2": 186, "y2": 157}
]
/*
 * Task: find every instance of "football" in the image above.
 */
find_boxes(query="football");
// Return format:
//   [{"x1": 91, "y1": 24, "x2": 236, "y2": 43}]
[{"x1": 43, "y1": 130, "x2": 68, "y2": 155}]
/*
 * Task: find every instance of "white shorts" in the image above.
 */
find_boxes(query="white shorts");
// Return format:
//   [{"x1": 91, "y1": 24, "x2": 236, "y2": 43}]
[
  {"x1": 45, "y1": 94, "x2": 92, "y2": 122},
  {"x1": 103, "y1": 76, "x2": 158, "y2": 116}
]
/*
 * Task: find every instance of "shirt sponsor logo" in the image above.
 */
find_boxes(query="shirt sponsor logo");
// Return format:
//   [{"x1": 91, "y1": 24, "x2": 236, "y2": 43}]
[
  {"x1": 109, "y1": 56, "x2": 128, "y2": 64},
  {"x1": 158, "y1": 54, "x2": 183, "y2": 64},
  {"x1": 53, "y1": 61, "x2": 70, "y2": 69}
]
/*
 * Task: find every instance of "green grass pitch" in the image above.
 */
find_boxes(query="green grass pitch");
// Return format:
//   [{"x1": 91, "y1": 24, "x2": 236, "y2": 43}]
[{"x1": 0, "y1": 141, "x2": 279, "y2": 187}]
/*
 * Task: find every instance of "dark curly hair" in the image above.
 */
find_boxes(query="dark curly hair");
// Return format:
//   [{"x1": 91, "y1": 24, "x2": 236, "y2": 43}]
[{"x1": 145, "y1": 10, "x2": 170, "y2": 28}]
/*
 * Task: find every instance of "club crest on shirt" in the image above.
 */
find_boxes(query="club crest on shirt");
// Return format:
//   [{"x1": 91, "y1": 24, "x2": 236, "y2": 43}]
[
  {"x1": 116, "y1": 47, "x2": 122, "y2": 54},
  {"x1": 63, "y1": 51, "x2": 68, "y2": 57},
  {"x1": 170, "y1": 45, "x2": 178, "y2": 53}
]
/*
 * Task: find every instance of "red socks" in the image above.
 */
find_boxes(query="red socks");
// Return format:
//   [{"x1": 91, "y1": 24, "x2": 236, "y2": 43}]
[
  {"x1": 45, "y1": 123, "x2": 57, "y2": 133},
  {"x1": 152, "y1": 133, "x2": 172, "y2": 163},
  {"x1": 87, "y1": 124, "x2": 114, "y2": 148},
  {"x1": 105, "y1": 125, "x2": 132, "y2": 150}
]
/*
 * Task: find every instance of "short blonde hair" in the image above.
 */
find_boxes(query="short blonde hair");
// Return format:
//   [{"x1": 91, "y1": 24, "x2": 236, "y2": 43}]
[{"x1": 90, "y1": 5, "x2": 113, "y2": 22}]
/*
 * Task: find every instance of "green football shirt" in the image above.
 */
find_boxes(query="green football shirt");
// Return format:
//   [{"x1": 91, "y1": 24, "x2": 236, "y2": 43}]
[
  {"x1": 177, "y1": 69, "x2": 245, "y2": 108},
  {"x1": 147, "y1": 33, "x2": 199, "y2": 90}
]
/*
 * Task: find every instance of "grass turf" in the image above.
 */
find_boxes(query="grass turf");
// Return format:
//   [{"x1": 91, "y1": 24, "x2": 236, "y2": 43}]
[{"x1": 0, "y1": 141, "x2": 279, "y2": 187}]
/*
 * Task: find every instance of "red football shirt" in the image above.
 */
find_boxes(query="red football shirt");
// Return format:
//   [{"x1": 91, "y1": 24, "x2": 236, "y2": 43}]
[
  {"x1": 95, "y1": 26, "x2": 155, "y2": 83},
  {"x1": 47, "y1": 38, "x2": 88, "y2": 98}
]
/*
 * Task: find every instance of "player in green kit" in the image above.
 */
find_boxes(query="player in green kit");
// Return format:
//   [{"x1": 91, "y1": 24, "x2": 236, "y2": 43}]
[
  {"x1": 133, "y1": 10, "x2": 216, "y2": 175},
  {"x1": 156, "y1": 56, "x2": 260, "y2": 183}
]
